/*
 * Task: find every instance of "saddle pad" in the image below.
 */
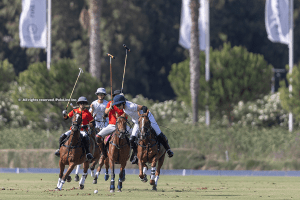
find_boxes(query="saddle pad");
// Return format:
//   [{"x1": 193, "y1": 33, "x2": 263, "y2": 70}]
[{"x1": 105, "y1": 135, "x2": 111, "y2": 143}]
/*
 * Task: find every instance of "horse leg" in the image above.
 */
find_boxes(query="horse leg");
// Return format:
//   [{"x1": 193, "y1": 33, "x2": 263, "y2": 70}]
[
  {"x1": 138, "y1": 161, "x2": 147, "y2": 183},
  {"x1": 93, "y1": 155, "x2": 104, "y2": 184},
  {"x1": 74, "y1": 165, "x2": 80, "y2": 182},
  {"x1": 90, "y1": 148, "x2": 100, "y2": 179},
  {"x1": 55, "y1": 159, "x2": 65, "y2": 190},
  {"x1": 79, "y1": 161, "x2": 89, "y2": 190},
  {"x1": 109, "y1": 158, "x2": 115, "y2": 193},
  {"x1": 153, "y1": 154, "x2": 165, "y2": 191},
  {"x1": 117, "y1": 163, "x2": 126, "y2": 192},
  {"x1": 150, "y1": 160, "x2": 157, "y2": 187},
  {"x1": 104, "y1": 157, "x2": 110, "y2": 181},
  {"x1": 57, "y1": 163, "x2": 76, "y2": 191},
  {"x1": 90, "y1": 160, "x2": 96, "y2": 178}
]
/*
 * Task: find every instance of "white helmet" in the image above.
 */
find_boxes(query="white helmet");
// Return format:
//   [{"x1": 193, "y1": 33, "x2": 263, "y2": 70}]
[{"x1": 95, "y1": 88, "x2": 107, "y2": 95}]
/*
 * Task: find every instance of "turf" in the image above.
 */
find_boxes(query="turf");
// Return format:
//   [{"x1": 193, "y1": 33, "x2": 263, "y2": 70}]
[{"x1": 0, "y1": 173, "x2": 299, "y2": 199}]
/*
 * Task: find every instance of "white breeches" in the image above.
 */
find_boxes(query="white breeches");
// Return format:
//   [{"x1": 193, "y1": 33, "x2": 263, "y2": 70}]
[
  {"x1": 64, "y1": 130, "x2": 87, "y2": 137},
  {"x1": 97, "y1": 124, "x2": 132, "y2": 138},
  {"x1": 131, "y1": 112, "x2": 161, "y2": 137}
]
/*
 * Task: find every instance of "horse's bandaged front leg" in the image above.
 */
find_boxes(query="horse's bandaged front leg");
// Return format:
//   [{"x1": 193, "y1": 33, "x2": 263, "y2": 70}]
[
  {"x1": 91, "y1": 170, "x2": 95, "y2": 178},
  {"x1": 95, "y1": 171, "x2": 100, "y2": 178},
  {"x1": 151, "y1": 167, "x2": 156, "y2": 180},
  {"x1": 143, "y1": 167, "x2": 147, "y2": 175},
  {"x1": 79, "y1": 173, "x2": 87, "y2": 185},
  {"x1": 57, "y1": 178, "x2": 62, "y2": 188},
  {"x1": 155, "y1": 175, "x2": 159, "y2": 186},
  {"x1": 57, "y1": 179, "x2": 65, "y2": 190}
]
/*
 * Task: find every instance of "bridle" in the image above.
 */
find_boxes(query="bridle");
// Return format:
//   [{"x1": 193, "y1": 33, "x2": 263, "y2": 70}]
[
  {"x1": 71, "y1": 113, "x2": 82, "y2": 132},
  {"x1": 137, "y1": 115, "x2": 157, "y2": 148},
  {"x1": 115, "y1": 116, "x2": 130, "y2": 139},
  {"x1": 138, "y1": 115, "x2": 151, "y2": 140},
  {"x1": 109, "y1": 116, "x2": 130, "y2": 149}
]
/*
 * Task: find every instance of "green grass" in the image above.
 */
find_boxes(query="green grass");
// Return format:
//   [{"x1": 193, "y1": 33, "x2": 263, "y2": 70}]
[{"x1": 0, "y1": 173, "x2": 300, "y2": 199}]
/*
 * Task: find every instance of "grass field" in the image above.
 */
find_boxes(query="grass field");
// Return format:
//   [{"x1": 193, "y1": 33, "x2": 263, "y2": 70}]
[{"x1": 0, "y1": 173, "x2": 299, "y2": 200}]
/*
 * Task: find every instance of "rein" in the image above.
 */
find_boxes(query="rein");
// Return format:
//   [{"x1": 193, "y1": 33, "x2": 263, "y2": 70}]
[
  {"x1": 109, "y1": 116, "x2": 130, "y2": 149},
  {"x1": 137, "y1": 115, "x2": 158, "y2": 148}
]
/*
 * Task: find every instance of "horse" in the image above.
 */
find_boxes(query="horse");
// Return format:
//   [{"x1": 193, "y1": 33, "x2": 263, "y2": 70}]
[
  {"x1": 108, "y1": 113, "x2": 130, "y2": 192},
  {"x1": 55, "y1": 110, "x2": 96, "y2": 190},
  {"x1": 74, "y1": 123, "x2": 102, "y2": 183},
  {"x1": 137, "y1": 110, "x2": 166, "y2": 191}
]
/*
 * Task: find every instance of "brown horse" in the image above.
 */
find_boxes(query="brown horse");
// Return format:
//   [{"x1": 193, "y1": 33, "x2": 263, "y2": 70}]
[
  {"x1": 108, "y1": 113, "x2": 130, "y2": 192},
  {"x1": 55, "y1": 111, "x2": 96, "y2": 190},
  {"x1": 137, "y1": 110, "x2": 166, "y2": 191},
  {"x1": 74, "y1": 124, "x2": 102, "y2": 183}
]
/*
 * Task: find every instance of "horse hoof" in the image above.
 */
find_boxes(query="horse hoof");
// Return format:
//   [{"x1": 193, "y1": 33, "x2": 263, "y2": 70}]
[
  {"x1": 150, "y1": 180, "x2": 155, "y2": 185},
  {"x1": 110, "y1": 190, "x2": 115, "y2": 193},
  {"x1": 93, "y1": 179, "x2": 97, "y2": 184},
  {"x1": 80, "y1": 185, "x2": 84, "y2": 190},
  {"x1": 118, "y1": 189, "x2": 122, "y2": 192},
  {"x1": 55, "y1": 187, "x2": 61, "y2": 191},
  {"x1": 104, "y1": 174, "x2": 109, "y2": 181},
  {"x1": 66, "y1": 176, "x2": 72, "y2": 182},
  {"x1": 152, "y1": 185, "x2": 157, "y2": 191},
  {"x1": 74, "y1": 174, "x2": 79, "y2": 182}
]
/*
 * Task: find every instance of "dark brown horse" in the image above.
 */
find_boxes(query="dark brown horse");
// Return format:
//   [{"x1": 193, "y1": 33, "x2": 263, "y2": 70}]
[
  {"x1": 55, "y1": 111, "x2": 96, "y2": 190},
  {"x1": 74, "y1": 124, "x2": 102, "y2": 183},
  {"x1": 137, "y1": 110, "x2": 166, "y2": 191},
  {"x1": 108, "y1": 113, "x2": 130, "y2": 192}
]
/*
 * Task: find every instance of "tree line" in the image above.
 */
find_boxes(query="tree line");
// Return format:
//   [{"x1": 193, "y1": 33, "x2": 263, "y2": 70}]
[{"x1": 1, "y1": 0, "x2": 300, "y2": 101}]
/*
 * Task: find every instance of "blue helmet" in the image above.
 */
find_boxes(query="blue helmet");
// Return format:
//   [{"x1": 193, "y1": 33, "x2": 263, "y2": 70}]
[
  {"x1": 112, "y1": 95, "x2": 126, "y2": 106},
  {"x1": 77, "y1": 96, "x2": 88, "y2": 104}
]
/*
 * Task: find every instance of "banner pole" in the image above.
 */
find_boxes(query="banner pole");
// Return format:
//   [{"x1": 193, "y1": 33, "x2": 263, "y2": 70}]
[
  {"x1": 288, "y1": 0, "x2": 294, "y2": 132},
  {"x1": 47, "y1": 0, "x2": 51, "y2": 70}
]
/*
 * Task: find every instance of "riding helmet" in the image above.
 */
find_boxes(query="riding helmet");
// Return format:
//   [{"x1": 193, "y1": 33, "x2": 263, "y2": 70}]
[{"x1": 77, "y1": 96, "x2": 88, "y2": 104}]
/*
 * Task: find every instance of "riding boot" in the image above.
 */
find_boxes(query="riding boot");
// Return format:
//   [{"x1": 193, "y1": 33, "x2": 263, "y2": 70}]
[
  {"x1": 129, "y1": 136, "x2": 138, "y2": 164},
  {"x1": 157, "y1": 132, "x2": 174, "y2": 158},
  {"x1": 83, "y1": 135, "x2": 94, "y2": 161},
  {"x1": 96, "y1": 135, "x2": 108, "y2": 159},
  {"x1": 54, "y1": 133, "x2": 67, "y2": 157}
]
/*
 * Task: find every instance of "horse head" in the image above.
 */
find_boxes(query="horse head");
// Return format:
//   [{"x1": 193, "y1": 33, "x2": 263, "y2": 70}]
[
  {"x1": 115, "y1": 113, "x2": 128, "y2": 139},
  {"x1": 138, "y1": 110, "x2": 151, "y2": 140},
  {"x1": 71, "y1": 110, "x2": 82, "y2": 132}
]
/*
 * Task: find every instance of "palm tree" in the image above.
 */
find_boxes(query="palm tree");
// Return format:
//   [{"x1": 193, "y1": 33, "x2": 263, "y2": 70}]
[
  {"x1": 89, "y1": 0, "x2": 102, "y2": 80},
  {"x1": 189, "y1": 0, "x2": 200, "y2": 124}
]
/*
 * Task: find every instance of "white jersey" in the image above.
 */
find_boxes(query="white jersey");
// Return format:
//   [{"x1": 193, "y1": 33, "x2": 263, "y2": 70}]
[
  {"x1": 89, "y1": 99, "x2": 108, "y2": 125},
  {"x1": 123, "y1": 101, "x2": 143, "y2": 124},
  {"x1": 124, "y1": 100, "x2": 161, "y2": 136}
]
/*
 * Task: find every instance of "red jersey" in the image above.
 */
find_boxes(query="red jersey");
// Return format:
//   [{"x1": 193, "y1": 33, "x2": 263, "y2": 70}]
[
  {"x1": 68, "y1": 108, "x2": 94, "y2": 131},
  {"x1": 106, "y1": 101, "x2": 125, "y2": 125}
]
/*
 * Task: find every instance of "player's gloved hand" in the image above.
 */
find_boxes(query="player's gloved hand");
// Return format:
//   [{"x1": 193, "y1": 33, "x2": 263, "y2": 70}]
[
  {"x1": 62, "y1": 110, "x2": 68, "y2": 116},
  {"x1": 142, "y1": 106, "x2": 148, "y2": 113}
]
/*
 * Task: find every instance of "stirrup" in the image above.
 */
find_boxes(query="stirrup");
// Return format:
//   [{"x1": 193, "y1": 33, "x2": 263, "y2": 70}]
[
  {"x1": 166, "y1": 149, "x2": 174, "y2": 158},
  {"x1": 54, "y1": 149, "x2": 60, "y2": 157}
]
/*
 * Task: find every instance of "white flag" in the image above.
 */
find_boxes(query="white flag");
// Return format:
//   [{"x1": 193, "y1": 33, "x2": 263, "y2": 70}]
[
  {"x1": 19, "y1": 0, "x2": 47, "y2": 48},
  {"x1": 265, "y1": 0, "x2": 289, "y2": 45},
  {"x1": 179, "y1": 0, "x2": 207, "y2": 50}
]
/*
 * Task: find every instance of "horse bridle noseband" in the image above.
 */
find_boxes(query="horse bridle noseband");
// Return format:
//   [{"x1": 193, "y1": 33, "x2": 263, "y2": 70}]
[
  {"x1": 115, "y1": 116, "x2": 130, "y2": 139},
  {"x1": 109, "y1": 116, "x2": 130, "y2": 149},
  {"x1": 137, "y1": 116, "x2": 157, "y2": 148}
]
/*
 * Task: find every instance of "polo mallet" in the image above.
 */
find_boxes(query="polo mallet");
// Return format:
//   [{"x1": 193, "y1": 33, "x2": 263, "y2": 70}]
[
  {"x1": 107, "y1": 53, "x2": 115, "y2": 100},
  {"x1": 66, "y1": 68, "x2": 84, "y2": 110},
  {"x1": 121, "y1": 44, "x2": 131, "y2": 94}
]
